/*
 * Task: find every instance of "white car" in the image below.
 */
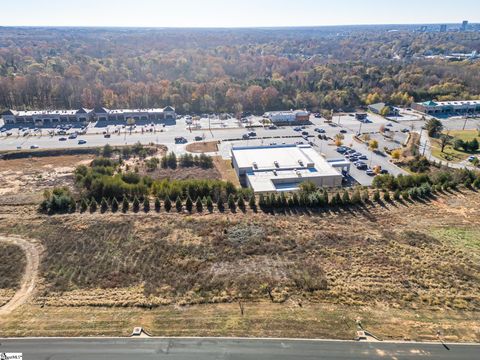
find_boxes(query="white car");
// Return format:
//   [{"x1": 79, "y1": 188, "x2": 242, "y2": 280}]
[{"x1": 467, "y1": 156, "x2": 477, "y2": 162}]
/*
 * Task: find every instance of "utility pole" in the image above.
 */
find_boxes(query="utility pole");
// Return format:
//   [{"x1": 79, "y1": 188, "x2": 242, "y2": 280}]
[{"x1": 462, "y1": 115, "x2": 468, "y2": 131}]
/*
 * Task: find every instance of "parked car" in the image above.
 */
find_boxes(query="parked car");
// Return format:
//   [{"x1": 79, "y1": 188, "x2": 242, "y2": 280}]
[
  {"x1": 68, "y1": 134, "x2": 77, "y2": 139},
  {"x1": 359, "y1": 155, "x2": 368, "y2": 160},
  {"x1": 59, "y1": 137, "x2": 67, "y2": 141},
  {"x1": 301, "y1": 131, "x2": 309, "y2": 136},
  {"x1": 77, "y1": 139, "x2": 87, "y2": 145},
  {"x1": 248, "y1": 131, "x2": 257, "y2": 137},
  {"x1": 401, "y1": 128, "x2": 410, "y2": 133},
  {"x1": 380, "y1": 169, "x2": 389, "y2": 174},
  {"x1": 336, "y1": 147, "x2": 348, "y2": 154},
  {"x1": 242, "y1": 134, "x2": 250, "y2": 140},
  {"x1": 30, "y1": 144, "x2": 39, "y2": 149},
  {"x1": 174, "y1": 136, "x2": 187, "y2": 144},
  {"x1": 386, "y1": 123, "x2": 393, "y2": 127},
  {"x1": 355, "y1": 163, "x2": 368, "y2": 170},
  {"x1": 268, "y1": 125, "x2": 278, "y2": 130},
  {"x1": 314, "y1": 128, "x2": 325, "y2": 133},
  {"x1": 349, "y1": 156, "x2": 359, "y2": 162},
  {"x1": 194, "y1": 136, "x2": 203, "y2": 141},
  {"x1": 467, "y1": 155, "x2": 477, "y2": 162},
  {"x1": 366, "y1": 169, "x2": 375, "y2": 176},
  {"x1": 104, "y1": 134, "x2": 111, "y2": 138},
  {"x1": 293, "y1": 127, "x2": 302, "y2": 132}
]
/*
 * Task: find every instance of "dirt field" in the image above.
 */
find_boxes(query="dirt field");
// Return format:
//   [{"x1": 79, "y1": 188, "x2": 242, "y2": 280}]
[
  {"x1": 213, "y1": 156, "x2": 240, "y2": 186},
  {"x1": 0, "y1": 154, "x2": 93, "y2": 201},
  {"x1": 0, "y1": 189, "x2": 479, "y2": 340},
  {"x1": 185, "y1": 141, "x2": 219, "y2": 153}
]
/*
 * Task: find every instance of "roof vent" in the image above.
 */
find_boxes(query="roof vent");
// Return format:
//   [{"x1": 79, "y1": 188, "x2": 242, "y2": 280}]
[
  {"x1": 273, "y1": 170, "x2": 277, "y2": 176},
  {"x1": 274, "y1": 161, "x2": 279, "y2": 168},
  {"x1": 252, "y1": 162, "x2": 258, "y2": 169},
  {"x1": 298, "y1": 160, "x2": 304, "y2": 167}
]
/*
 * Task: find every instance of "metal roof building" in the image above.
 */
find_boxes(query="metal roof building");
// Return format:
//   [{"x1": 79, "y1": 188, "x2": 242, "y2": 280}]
[{"x1": 231, "y1": 144, "x2": 345, "y2": 193}]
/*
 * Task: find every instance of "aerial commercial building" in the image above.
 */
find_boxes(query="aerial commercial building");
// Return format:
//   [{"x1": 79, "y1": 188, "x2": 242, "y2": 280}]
[
  {"x1": 265, "y1": 110, "x2": 310, "y2": 125},
  {"x1": 1, "y1": 106, "x2": 176, "y2": 125},
  {"x1": 231, "y1": 144, "x2": 346, "y2": 193},
  {"x1": 412, "y1": 100, "x2": 480, "y2": 115}
]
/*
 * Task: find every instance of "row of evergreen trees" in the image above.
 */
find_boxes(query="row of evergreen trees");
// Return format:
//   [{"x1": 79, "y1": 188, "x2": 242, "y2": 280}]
[{"x1": 43, "y1": 182, "x2": 452, "y2": 215}]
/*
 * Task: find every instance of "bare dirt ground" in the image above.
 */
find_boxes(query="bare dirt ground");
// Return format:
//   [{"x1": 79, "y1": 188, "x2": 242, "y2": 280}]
[
  {"x1": 0, "y1": 236, "x2": 42, "y2": 318},
  {"x1": 0, "y1": 155, "x2": 93, "y2": 202},
  {"x1": 185, "y1": 141, "x2": 219, "y2": 153},
  {"x1": 213, "y1": 156, "x2": 240, "y2": 186}
]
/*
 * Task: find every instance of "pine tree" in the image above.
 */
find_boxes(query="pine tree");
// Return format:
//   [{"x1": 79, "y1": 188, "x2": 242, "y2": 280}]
[
  {"x1": 216, "y1": 196, "x2": 224, "y2": 212},
  {"x1": 393, "y1": 189, "x2": 401, "y2": 201},
  {"x1": 237, "y1": 194, "x2": 245, "y2": 210},
  {"x1": 175, "y1": 196, "x2": 183, "y2": 212},
  {"x1": 196, "y1": 197, "x2": 203, "y2": 212},
  {"x1": 132, "y1": 196, "x2": 140, "y2": 212},
  {"x1": 248, "y1": 195, "x2": 256, "y2": 209},
  {"x1": 89, "y1": 198, "x2": 98, "y2": 213},
  {"x1": 185, "y1": 196, "x2": 193, "y2": 212},
  {"x1": 373, "y1": 190, "x2": 381, "y2": 202},
  {"x1": 269, "y1": 193, "x2": 277, "y2": 208},
  {"x1": 143, "y1": 197, "x2": 150, "y2": 212},
  {"x1": 80, "y1": 198, "x2": 88, "y2": 213},
  {"x1": 341, "y1": 190, "x2": 350, "y2": 205},
  {"x1": 258, "y1": 194, "x2": 266, "y2": 209},
  {"x1": 122, "y1": 197, "x2": 129, "y2": 213},
  {"x1": 206, "y1": 196, "x2": 213, "y2": 211},
  {"x1": 100, "y1": 197, "x2": 108, "y2": 213},
  {"x1": 383, "y1": 191, "x2": 391, "y2": 202},
  {"x1": 111, "y1": 197, "x2": 119, "y2": 213},
  {"x1": 164, "y1": 196, "x2": 172, "y2": 212},
  {"x1": 228, "y1": 194, "x2": 236, "y2": 211},
  {"x1": 154, "y1": 197, "x2": 161, "y2": 212},
  {"x1": 292, "y1": 192, "x2": 299, "y2": 207}
]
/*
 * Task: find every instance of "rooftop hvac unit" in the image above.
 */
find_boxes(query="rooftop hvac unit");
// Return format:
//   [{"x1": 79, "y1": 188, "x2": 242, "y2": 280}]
[
  {"x1": 273, "y1": 170, "x2": 277, "y2": 176},
  {"x1": 298, "y1": 160, "x2": 304, "y2": 166},
  {"x1": 296, "y1": 170, "x2": 302, "y2": 177},
  {"x1": 252, "y1": 162, "x2": 258, "y2": 169},
  {"x1": 307, "y1": 162, "x2": 315, "y2": 168},
  {"x1": 274, "y1": 161, "x2": 279, "y2": 168}
]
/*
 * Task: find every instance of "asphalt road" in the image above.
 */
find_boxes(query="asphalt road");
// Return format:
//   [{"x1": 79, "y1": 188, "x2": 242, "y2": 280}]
[{"x1": 0, "y1": 338, "x2": 478, "y2": 360}]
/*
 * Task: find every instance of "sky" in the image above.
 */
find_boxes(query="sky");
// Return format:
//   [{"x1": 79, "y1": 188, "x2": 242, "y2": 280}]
[{"x1": 1, "y1": 0, "x2": 479, "y2": 28}]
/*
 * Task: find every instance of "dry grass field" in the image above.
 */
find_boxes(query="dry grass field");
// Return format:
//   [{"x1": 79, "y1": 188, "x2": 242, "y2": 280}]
[
  {"x1": 185, "y1": 141, "x2": 219, "y2": 153},
  {"x1": 0, "y1": 153, "x2": 479, "y2": 340},
  {"x1": 0, "y1": 188, "x2": 479, "y2": 340}
]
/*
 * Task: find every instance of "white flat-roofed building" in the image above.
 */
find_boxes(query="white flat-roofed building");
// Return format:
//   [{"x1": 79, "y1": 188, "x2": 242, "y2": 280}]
[
  {"x1": 265, "y1": 110, "x2": 310, "y2": 124},
  {"x1": 1, "y1": 106, "x2": 176, "y2": 125},
  {"x1": 412, "y1": 100, "x2": 480, "y2": 115},
  {"x1": 231, "y1": 144, "x2": 345, "y2": 193}
]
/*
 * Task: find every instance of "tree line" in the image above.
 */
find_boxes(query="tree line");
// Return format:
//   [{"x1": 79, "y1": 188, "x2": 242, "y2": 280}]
[{"x1": 1, "y1": 28, "x2": 480, "y2": 115}]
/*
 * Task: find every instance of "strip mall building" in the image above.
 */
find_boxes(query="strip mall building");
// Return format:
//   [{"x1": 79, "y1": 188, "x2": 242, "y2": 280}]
[{"x1": 1, "y1": 106, "x2": 176, "y2": 125}]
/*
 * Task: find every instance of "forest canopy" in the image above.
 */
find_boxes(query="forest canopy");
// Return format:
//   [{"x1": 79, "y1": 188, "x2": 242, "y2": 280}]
[{"x1": 0, "y1": 27, "x2": 479, "y2": 114}]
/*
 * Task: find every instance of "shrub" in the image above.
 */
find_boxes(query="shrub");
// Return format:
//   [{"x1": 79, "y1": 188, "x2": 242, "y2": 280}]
[
  {"x1": 362, "y1": 190, "x2": 369, "y2": 202},
  {"x1": 341, "y1": 190, "x2": 350, "y2": 205},
  {"x1": 351, "y1": 189, "x2": 361, "y2": 204},
  {"x1": 111, "y1": 197, "x2": 119, "y2": 213},
  {"x1": 217, "y1": 196, "x2": 225, "y2": 211},
  {"x1": 373, "y1": 190, "x2": 381, "y2": 202},
  {"x1": 39, "y1": 187, "x2": 76, "y2": 214}
]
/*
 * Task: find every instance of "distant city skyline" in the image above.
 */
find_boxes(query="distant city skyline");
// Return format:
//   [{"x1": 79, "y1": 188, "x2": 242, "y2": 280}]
[{"x1": 1, "y1": 0, "x2": 479, "y2": 28}]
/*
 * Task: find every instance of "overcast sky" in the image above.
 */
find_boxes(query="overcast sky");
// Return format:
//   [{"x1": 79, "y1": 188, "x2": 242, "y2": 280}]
[{"x1": 1, "y1": 0, "x2": 479, "y2": 27}]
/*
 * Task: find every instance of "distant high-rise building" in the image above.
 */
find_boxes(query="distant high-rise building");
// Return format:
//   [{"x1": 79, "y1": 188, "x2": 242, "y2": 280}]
[
  {"x1": 461, "y1": 20, "x2": 468, "y2": 31},
  {"x1": 440, "y1": 24, "x2": 447, "y2": 32}
]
